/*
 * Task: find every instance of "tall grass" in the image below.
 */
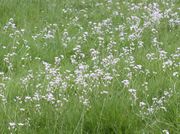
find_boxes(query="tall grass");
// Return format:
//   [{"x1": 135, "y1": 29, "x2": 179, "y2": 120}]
[{"x1": 0, "y1": 0, "x2": 180, "y2": 133}]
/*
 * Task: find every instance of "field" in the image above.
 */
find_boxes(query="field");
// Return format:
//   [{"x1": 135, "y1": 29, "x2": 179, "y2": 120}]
[{"x1": 0, "y1": 0, "x2": 180, "y2": 133}]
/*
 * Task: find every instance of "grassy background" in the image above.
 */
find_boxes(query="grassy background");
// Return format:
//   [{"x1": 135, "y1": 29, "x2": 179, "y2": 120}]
[{"x1": 0, "y1": 0, "x2": 180, "y2": 133}]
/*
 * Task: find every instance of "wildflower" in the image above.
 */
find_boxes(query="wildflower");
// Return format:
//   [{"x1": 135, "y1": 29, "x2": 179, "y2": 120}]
[
  {"x1": 100, "y1": 90, "x2": 109, "y2": 94},
  {"x1": 8, "y1": 122, "x2": 16, "y2": 130},
  {"x1": 122, "y1": 80, "x2": 130, "y2": 87},
  {"x1": 162, "y1": 130, "x2": 169, "y2": 134},
  {"x1": 18, "y1": 123, "x2": 24, "y2": 126}
]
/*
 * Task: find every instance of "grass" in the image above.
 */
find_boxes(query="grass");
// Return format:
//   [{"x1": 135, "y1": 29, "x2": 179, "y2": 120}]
[{"x1": 0, "y1": 0, "x2": 180, "y2": 133}]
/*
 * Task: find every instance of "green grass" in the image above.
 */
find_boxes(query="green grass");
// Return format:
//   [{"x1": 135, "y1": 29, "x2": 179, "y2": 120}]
[{"x1": 0, "y1": 0, "x2": 180, "y2": 133}]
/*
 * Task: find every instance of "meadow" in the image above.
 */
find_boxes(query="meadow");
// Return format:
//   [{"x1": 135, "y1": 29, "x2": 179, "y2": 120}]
[{"x1": 0, "y1": 0, "x2": 180, "y2": 133}]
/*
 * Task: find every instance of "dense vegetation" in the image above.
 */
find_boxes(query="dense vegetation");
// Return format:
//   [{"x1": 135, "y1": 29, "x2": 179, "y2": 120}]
[{"x1": 0, "y1": 0, "x2": 180, "y2": 133}]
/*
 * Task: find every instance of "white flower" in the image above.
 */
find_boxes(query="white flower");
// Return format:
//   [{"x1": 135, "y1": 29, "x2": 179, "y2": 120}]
[
  {"x1": 128, "y1": 88, "x2": 136, "y2": 93},
  {"x1": 121, "y1": 80, "x2": 130, "y2": 87},
  {"x1": 100, "y1": 90, "x2": 109, "y2": 94},
  {"x1": 18, "y1": 123, "x2": 24, "y2": 126},
  {"x1": 139, "y1": 102, "x2": 146, "y2": 107},
  {"x1": 162, "y1": 130, "x2": 169, "y2": 134},
  {"x1": 173, "y1": 72, "x2": 178, "y2": 77},
  {"x1": 20, "y1": 108, "x2": 25, "y2": 111},
  {"x1": 9, "y1": 122, "x2": 16, "y2": 129}
]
